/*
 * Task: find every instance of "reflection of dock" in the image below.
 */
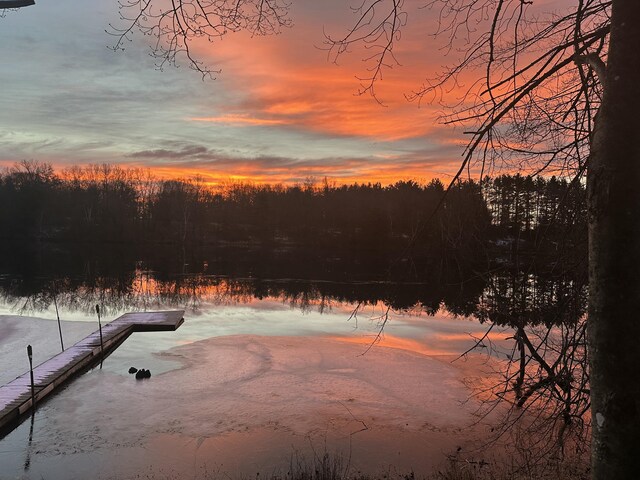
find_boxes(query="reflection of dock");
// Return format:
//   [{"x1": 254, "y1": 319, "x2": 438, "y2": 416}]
[{"x1": 0, "y1": 311, "x2": 184, "y2": 438}]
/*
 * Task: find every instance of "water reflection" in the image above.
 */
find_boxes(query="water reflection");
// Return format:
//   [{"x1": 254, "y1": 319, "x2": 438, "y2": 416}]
[
  {"x1": 23, "y1": 413, "x2": 34, "y2": 472},
  {"x1": 0, "y1": 242, "x2": 586, "y2": 327}
]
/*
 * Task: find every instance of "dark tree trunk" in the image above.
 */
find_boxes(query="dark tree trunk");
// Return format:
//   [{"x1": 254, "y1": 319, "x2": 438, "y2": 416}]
[{"x1": 588, "y1": 1, "x2": 640, "y2": 477}]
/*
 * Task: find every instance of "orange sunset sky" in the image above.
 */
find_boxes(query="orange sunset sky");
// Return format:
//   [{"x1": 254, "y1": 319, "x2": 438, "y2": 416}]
[{"x1": 1, "y1": 0, "x2": 567, "y2": 186}]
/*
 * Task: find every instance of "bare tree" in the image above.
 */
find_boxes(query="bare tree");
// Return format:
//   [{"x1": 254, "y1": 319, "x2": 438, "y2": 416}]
[
  {"x1": 108, "y1": 0, "x2": 292, "y2": 77},
  {"x1": 323, "y1": 3, "x2": 638, "y2": 479},
  {"x1": 325, "y1": 4, "x2": 637, "y2": 478}
]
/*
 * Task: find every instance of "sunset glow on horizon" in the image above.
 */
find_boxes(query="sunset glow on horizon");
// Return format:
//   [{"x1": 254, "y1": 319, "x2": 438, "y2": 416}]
[{"x1": 0, "y1": 0, "x2": 570, "y2": 185}]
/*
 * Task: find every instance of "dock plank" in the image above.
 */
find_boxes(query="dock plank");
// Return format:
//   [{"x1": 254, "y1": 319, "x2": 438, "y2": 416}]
[{"x1": 0, "y1": 310, "x2": 184, "y2": 437}]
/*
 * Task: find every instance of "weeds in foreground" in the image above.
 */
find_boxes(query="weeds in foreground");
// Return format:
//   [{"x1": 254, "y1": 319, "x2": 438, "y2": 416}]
[
  {"x1": 273, "y1": 451, "x2": 585, "y2": 480},
  {"x1": 429, "y1": 455, "x2": 588, "y2": 480},
  {"x1": 114, "y1": 448, "x2": 588, "y2": 480}
]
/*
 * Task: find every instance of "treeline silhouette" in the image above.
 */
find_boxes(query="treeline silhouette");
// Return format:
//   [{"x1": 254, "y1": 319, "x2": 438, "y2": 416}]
[{"x1": 0, "y1": 161, "x2": 584, "y2": 259}]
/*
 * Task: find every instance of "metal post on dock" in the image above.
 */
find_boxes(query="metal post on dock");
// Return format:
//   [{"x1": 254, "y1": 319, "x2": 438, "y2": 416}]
[
  {"x1": 26, "y1": 345, "x2": 35, "y2": 409},
  {"x1": 96, "y1": 304, "x2": 104, "y2": 367},
  {"x1": 53, "y1": 285, "x2": 64, "y2": 352}
]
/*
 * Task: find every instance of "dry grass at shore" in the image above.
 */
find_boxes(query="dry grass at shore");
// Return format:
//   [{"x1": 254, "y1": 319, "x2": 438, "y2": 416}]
[{"x1": 126, "y1": 449, "x2": 588, "y2": 480}]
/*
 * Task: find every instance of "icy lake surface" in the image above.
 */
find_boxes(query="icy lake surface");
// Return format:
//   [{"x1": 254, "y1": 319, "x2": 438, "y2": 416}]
[{"x1": 0, "y1": 299, "x2": 503, "y2": 479}]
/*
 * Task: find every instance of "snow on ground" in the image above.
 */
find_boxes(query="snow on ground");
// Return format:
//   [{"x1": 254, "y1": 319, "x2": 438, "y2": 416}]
[{"x1": 0, "y1": 320, "x2": 500, "y2": 480}]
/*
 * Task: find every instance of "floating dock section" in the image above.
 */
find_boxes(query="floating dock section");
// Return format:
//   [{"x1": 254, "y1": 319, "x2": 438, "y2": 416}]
[{"x1": 0, "y1": 310, "x2": 184, "y2": 437}]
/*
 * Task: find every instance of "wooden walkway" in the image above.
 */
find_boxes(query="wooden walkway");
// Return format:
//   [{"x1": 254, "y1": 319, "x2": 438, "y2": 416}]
[{"x1": 0, "y1": 310, "x2": 184, "y2": 437}]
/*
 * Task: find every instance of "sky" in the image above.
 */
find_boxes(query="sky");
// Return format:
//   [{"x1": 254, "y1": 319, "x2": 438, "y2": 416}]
[{"x1": 0, "y1": 0, "x2": 563, "y2": 186}]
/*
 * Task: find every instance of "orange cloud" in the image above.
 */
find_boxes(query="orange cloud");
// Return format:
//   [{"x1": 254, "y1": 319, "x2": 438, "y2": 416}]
[
  {"x1": 217, "y1": 70, "x2": 438, "y2": 141},
  {"x1": 184, "y1": 5, "x2": 454, "y2": 142}
]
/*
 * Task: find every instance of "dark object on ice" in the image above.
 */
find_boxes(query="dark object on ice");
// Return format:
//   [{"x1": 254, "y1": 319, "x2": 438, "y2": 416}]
[
  {"x1": 128, "y1": 367, "x2": 138, "y2": 374},
  {"x1": 135, "y1": 368, "x2": 152, "y2": 380}
]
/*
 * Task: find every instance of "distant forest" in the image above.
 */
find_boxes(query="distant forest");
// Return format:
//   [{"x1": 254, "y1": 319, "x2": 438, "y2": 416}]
[{"x1": 0, "y1": 161, "x2": 586, "y2": 264}]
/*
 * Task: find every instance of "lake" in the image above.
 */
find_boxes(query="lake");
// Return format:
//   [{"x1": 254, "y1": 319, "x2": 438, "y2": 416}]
[{"x1": 0, "y1": 242, "x2": 584, "y2": 479}]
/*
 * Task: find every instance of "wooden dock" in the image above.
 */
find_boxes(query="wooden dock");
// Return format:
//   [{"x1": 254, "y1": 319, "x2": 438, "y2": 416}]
[{"x1": 0, "y1": 310, "x2": 184, "y2": 438}]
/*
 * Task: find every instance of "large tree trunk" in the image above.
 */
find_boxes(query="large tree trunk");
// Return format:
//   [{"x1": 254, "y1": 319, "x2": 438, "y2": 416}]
[{"x1": 588, "y1": 1, "x2": 640, "y2": 478}]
